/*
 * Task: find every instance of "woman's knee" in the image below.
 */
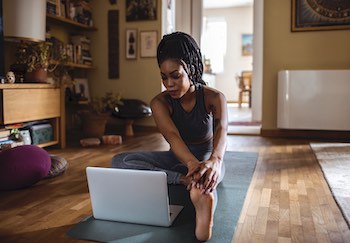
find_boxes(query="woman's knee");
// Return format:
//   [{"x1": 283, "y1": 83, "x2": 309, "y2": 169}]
[{"x1": 111, "y1": 152, "x2": 130, "y2": 168}]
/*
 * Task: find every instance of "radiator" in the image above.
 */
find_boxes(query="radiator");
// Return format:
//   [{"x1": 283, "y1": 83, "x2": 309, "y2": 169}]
[{"x1": 277, "y1": 70, "x2": 350, "y2": 131}]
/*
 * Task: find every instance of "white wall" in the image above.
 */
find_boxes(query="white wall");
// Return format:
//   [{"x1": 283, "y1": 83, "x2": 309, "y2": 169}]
[
  {"x1": 203, "y1": 7, "x2": 253, "y2": 102},
  {"x1": 251, "y1": 0, "x2": 263, "y2": 121},
  {"x1": 174, "y1": 0, "x2": 202, "y2": 45}
]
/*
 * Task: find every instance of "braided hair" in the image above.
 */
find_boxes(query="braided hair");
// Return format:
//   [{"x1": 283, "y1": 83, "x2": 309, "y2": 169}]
[{"x1": 157, "y1": 32, "x2": 206, "y2": 85}]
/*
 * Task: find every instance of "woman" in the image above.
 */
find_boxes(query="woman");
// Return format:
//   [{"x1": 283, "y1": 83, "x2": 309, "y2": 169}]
[{"x1": 112, "y1": 31, "x2": 228, "y2": 241}]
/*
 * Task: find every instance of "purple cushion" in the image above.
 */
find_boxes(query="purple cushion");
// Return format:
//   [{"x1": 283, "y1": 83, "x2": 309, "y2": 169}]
[{"x1": 0, "y1": 145, "x2": 51, "y2": 190}]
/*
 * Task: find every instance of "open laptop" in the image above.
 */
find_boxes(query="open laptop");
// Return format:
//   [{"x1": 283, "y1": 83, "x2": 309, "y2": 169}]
[{"x1": 86, "y1": 167, "x2": 184, "y2": 227}]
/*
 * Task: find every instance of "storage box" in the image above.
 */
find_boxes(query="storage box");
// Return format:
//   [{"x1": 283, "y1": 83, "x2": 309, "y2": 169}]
[{"x1": 30, "y1": 123, "x2": 53, "y2": 145}]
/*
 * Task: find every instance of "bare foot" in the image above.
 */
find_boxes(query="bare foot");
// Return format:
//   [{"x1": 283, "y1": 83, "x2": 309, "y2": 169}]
[{"x1": 190, "y1": 187, "x2": 214, "y2": 242}]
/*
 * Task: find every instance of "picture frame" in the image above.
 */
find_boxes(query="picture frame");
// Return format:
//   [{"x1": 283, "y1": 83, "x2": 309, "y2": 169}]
[
  {"x1": 242, "y1": 34, "x2": 253, "y2": 56},
  {"x1": 126, "y1": 29, "x2": 137, "y2": 59},
  {"x1": 126, "y1": 0, "x2": 157, "y2": 22},
  {"x1": 291, "y1": 0, "x2": 350, "y2": 32},
  {"x1": 140, "y1": 31, "x2": 158, "y2": 58},
  {"x1": 74, "y1": 78, "x2": 90, "y2": 103}
]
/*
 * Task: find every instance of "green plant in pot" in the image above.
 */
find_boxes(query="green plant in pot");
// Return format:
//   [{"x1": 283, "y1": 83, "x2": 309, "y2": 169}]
[
  {"x1": 25, "y1": 41, "x2": 51, "y2": 83},
  {"x1": 80, "y1": 91, "x2": 123, "y2": 138}
]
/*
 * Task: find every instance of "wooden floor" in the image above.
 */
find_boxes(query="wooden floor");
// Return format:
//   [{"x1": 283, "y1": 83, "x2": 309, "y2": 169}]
[{"x1": 0, "y1": 132, "x2": 349, "y2": 243}]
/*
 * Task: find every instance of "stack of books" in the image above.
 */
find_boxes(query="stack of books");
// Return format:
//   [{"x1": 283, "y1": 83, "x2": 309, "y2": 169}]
[
  {"x1": 0, "y1": 129, "x2": 10, "y2": 143},
  {"x1": 71, "y1": 35, "x2": 93, "y2": 65},
  {"x1": 47, "y1": 0, "x2": 58, "y2": 15},
  {"x1": 46, "y1": 0, "x2": 93, "y2": 27},
  {"x1": 0, "y1": 129, "x2": 24, "y2": 151},
  {"x1": 73, "y1": 0, "x2": 93, "y2": 26}
]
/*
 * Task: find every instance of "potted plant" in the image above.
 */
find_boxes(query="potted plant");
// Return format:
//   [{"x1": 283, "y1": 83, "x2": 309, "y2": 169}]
[
  {"x1": 79, "y1": 91, "x2": 123, "y2": 138},
  {"x1": 24, "y1": 41, "x2": 51, "y2": 83}
]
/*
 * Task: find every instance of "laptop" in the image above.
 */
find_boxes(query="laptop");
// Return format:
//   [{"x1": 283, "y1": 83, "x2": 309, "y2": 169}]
[{"x1": 86, "y1": 167, "x2": 184, "y2": 227}]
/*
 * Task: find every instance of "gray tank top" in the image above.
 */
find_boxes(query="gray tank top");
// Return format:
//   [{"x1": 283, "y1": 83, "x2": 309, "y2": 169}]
[{"x1": 169, "y1": 84, "x2": 213, "y2": 144}]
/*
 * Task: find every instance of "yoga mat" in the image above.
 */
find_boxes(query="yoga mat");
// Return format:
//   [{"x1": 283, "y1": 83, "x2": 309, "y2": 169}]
[{"x1": 67, "y1": 151, "x2": 258, "y2": 243}]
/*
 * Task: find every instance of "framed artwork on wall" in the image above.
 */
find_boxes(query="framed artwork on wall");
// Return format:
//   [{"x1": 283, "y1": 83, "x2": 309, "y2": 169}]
[
  {"x1": 242, "y1": 34, "x2": 253, "y2": 56},
  {"x1": 291, "y1": 0, "x2": 350, "y2": 32},
  {"x1": 126, "y1": 0, "x2": 157, "y2": 22},
  {"x1": 74, "y1": 78, "x2": 90, "y2": 102},
  {"x1": 140, "y1": 31, "x2": 157, "y2": 58},
  {"x1": 126, "y1": 29, "x2": 137, "y2": 59},
  {"x1": 108, "y1": 10, "x2": 119, "y2": 79}
]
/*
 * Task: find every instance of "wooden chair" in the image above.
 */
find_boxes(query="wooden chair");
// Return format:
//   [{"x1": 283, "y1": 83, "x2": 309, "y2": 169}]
[{"x1": 237, "y1": 71, "x2": 252, "y2": 108}]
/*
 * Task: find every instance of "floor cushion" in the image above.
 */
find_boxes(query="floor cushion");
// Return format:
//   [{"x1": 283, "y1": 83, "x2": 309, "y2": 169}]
[
  {"x1": 0, "y1": 145, "x2": 51, "y2": 190},
  {"x1": 45, "y1": 155, "x2": 69, "y2": 178}
]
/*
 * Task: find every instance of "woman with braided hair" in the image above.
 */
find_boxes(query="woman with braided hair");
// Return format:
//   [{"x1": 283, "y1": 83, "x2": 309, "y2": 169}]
[{"x1": 112, "y1": 31, "x2": 227, "y2": 241}]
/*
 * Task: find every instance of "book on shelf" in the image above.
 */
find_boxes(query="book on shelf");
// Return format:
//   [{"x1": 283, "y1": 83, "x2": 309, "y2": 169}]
[
  {"x1": 0, "y1": 128, "x2": 10, "y2": 138},
  {"x1": 0, "y1": 139, "x2": 15, "y2": 145},
  {"x1": 46, "y1": 0, "x2": 68, "y2": 18},
  {"x1": 0, "y1": 139, "x2": 24, "y2": 151},
  {"x1": 71, "y1": 35, "x2": 91, "y2": 45},
  {"x1": 0, "y1": 136, "x2": 9, "y2": 142},
  {"x1": 70, "y1": 35, "x2": 92, "y2": 64},
  {"x1": 47, "y1": 0, "x2": 57, "y2": 15},
  {"x1": 4, "y1": 121, "x2": 51, "y2": 130}
]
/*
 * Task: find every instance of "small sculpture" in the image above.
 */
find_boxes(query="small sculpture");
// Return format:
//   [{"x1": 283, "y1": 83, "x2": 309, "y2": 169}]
[{"x1": 6, "y1": 71, "x2": 16, "y2": 84}]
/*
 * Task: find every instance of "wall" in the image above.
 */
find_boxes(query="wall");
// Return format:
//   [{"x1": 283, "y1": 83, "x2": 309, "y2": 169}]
[
  {"x1": 173, "y1": 0, "x2": 202, "y2": 47},
  {"x1": 203, "y1": 7, "x2": 253, "y2": 102},
  {"x1": 251, "y1": 0, "x2": 263, "y2": 122},
  {"x1": 89, "y1": 1, "x2": 162, "y2": 126},
  {"x1": 262, "y1": 0, "x2": 350, "y2": 131}
]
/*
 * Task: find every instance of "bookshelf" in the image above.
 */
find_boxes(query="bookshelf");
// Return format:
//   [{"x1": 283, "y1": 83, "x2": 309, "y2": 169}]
[
  {"x1": 46, "y1": 13, "x2": 97, "y2": 31},
  {"x1": 46, "y1": 0, "x2": 96, "y2": 70},
  {"x1": 45, "y1": 0, "x2": 97, "y2": 139}
]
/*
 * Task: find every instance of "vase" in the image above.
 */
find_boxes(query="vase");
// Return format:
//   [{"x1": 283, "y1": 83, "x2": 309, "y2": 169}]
[
  {"x1": 80, "y1": 113, "x2": 109, "y2": 138},
  {"x1": 25, "y1": 68, "x2": 48, "y2": 83}
]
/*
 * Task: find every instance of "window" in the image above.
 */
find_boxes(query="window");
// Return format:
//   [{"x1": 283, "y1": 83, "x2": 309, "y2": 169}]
[{"x1": 201, "y1": 17, "x2": 227, "y2": 73}]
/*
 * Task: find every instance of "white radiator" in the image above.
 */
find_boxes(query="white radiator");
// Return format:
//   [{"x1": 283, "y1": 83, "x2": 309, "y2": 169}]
[{"x1": 277, "y1": 70, "x2": 350, "y2": 131}]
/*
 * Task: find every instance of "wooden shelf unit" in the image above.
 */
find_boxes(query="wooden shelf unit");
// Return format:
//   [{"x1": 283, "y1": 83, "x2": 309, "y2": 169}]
[
  {"x1": 0, "y1": 84, "x2": 65, "y2": 148},
  {"x1": 46, "y1": 13, "x2": 97, "y2": 31},
  {"x1": 45, "y1": 3, "x2": 97, "y2": 144},
  {"x1": 50, "y1": 60, "x2": 95, "y2": 69}
]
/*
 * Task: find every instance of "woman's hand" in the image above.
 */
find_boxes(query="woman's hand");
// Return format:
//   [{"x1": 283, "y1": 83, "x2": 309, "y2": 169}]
[{"x1": 186, "y1": 159, "x2": 222, "y2": 194}]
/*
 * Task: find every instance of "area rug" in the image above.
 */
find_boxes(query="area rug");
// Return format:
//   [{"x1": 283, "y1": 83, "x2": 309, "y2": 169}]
[
  {"x1": 310, "y1": 143, "x2": 350, "y2": 228},
  {"x1": 67, "y1": 151, "x2": 258, "y2": 243}
]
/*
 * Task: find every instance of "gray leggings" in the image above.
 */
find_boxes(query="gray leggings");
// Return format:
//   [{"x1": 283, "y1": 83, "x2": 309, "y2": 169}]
[{"x1": 111, "y1": 141, "x2": 225, "y2": 185}]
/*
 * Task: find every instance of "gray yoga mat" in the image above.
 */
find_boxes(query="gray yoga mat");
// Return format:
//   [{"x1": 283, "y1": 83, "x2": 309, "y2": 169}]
[{"x1": 67, "y1": 151, "x2": 258, "y2": 243}]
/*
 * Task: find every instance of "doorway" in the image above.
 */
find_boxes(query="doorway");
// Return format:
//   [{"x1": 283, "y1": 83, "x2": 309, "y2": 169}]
[
  {"x1": 165, "y1": 0, "x2": 262, "y2": 135},
  {"x1": 201, "y1": 0, "x2": 260, "y2": 135}
]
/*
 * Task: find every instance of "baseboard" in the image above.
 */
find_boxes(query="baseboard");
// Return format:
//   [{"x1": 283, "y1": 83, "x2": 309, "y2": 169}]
[{"x1": 261, "y1": 128, "x2": 350, "y2": 142}]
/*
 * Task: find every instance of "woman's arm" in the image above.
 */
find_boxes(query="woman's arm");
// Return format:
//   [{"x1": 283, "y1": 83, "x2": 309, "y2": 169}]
[
  {"x1": 188, "y1": 88, "x2": 228, "y2": 193},
  {"x1": 150, "y1": 94, "x2": 201, "y2": 171}
]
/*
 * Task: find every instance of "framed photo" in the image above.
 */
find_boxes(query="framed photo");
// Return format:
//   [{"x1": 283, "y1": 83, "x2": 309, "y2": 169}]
[
  {"x1": 140, "y1": 31, "x2": 158, "y2": 58},
  {"x1": 126, "y1": 29, "x2": 137, "y2": 59},
  {"x1": 291, "y1": 0, "x2": 350, "y2": 32},
  {"x1": 74, "y1": 78, "x2": 90, "y2": 102},
  {"x1": 242, "y1": 34, "x2": 253, "y2": 56},
  {"x1": 126, "y1": 0, "x2": 157, "y2": 22}
]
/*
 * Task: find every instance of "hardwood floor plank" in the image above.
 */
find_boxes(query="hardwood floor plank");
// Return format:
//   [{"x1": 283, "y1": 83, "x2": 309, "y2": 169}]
[
  {"x1": 254, "y1": 207, "x2": 269, "y2": 235},
  {"x1": 279, "y1": 209, "x2": 291, "y2": 238},
  {"x1": 278, "y1": 236, "x2": 292, "y2": 243},
  {"x1": 264, "y1": 220, "x2": 279, "y2": 243},
  {"x1": 260, "y1": 188, "x2": 272, "y2": 207}
]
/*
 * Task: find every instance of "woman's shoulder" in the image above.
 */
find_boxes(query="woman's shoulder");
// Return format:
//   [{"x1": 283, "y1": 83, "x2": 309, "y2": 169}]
[
  {"x1": 151, "y1": 91, "x2": 169, "y2": 103},
  {"x1": 202, "y1": 85, "x2": 226, "y2": 100},
  {"x1": 151, "y1": 91, "x2": 172, "y2": 110}
]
